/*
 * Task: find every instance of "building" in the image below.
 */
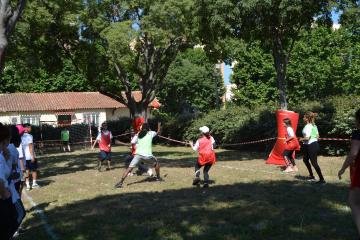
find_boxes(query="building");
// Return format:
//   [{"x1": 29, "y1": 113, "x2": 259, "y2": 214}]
[{"x1": 0, "y1": 91, "x2": 160, "y2": 127}]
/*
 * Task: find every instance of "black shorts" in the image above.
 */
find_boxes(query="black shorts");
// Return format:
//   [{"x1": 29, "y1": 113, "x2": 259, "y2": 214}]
[
  {"x1": 99, "y1": 151, "x2": 112, "y2": 161},
  {"x1": 26, "y1": 160, "x2": 38, "y2": 171},
  {"x1": 62, "y1": 141, "x2": 69, "y2": 146}
]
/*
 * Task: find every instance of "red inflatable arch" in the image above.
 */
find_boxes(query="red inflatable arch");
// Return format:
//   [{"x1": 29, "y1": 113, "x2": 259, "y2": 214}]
[{"x1": 266, "y1": 110, "x2": 300, "y2": 165}]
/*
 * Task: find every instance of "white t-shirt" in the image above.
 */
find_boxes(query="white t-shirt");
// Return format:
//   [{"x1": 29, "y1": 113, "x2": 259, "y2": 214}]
[
  {"x1": 192, "y1": 136, "x2": 216, "y2": 151},
  {"x1": 286, "y1": 127, "x2": 295, "y2": 138},
  {"x1": 302, "y1": 124, "x2": 318, "y2": 144},
  {"x1": 1, "y1": 150, "x2": 21, "y2": 203},
  {"x1": 96, "y1": 130, "x2": 113, "y2": 141},
  {"x1": 22, "y1": 133, "x2": 35, "y2": 160}
]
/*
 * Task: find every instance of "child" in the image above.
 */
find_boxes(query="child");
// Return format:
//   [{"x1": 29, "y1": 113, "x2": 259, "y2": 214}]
[
  {"x1": 92, "y1": 122, "x2": 113, "y2": 171},
  {"x1": 22, "y1": 123, "x2": 39, "y2": 190},
  {"x1": 125, "y1": 130, "x2": 153, "y2": 177},
  {"x1": 282, "y1": 118, "x2": 300, "y2": 173},
  {"x1": 61, "y1": 127, "x2": 71, "y2": 152},
  {"x1": 190, "y1": 126, "x2": 216, "y2": 188},
  {"x1": 115, "y1": 122, "x2": 161, "y2": 188}
]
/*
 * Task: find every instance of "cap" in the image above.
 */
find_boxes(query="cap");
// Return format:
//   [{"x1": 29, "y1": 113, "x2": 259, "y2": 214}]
[{"x1": 199, "y1": 126, "x2": 210, "y2": 134}]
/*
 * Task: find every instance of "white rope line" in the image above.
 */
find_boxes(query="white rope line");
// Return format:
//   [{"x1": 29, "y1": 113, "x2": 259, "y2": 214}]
[{"x1": 23, "y1": 191, "x2": 59, "y2": 240}]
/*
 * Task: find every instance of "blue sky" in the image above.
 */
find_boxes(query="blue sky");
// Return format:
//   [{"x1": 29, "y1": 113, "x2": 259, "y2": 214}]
[{"x1": 223, "y1": 10, "x2": 341, "y2": 85}]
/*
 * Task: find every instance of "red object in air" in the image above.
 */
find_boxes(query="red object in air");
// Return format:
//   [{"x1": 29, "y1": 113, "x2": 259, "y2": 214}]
[
  {"x1": 266, "y1": 110, "x2": 300, "y2": 165},
  {"x1": 133, "y1": 117, "x2": 145, "y2": 132},
  {"x1": 151, "y1": 101, "x2": 161, "y2": 109}
]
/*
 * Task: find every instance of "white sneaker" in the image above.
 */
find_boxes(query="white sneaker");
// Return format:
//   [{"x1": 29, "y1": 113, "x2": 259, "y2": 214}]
[{"x1": 32, "y1": 183, "x2": 40, "y2": 189}]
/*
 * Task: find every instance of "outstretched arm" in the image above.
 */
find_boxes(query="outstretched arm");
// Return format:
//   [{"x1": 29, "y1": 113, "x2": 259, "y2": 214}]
[{"x1": 338, "y1": 140, "x2": 360, "y2": 179}]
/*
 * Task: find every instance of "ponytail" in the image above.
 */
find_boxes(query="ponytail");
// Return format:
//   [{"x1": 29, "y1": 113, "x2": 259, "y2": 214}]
[{"x1": 304, "y1": 111, "x2": 317, "y2": 125}]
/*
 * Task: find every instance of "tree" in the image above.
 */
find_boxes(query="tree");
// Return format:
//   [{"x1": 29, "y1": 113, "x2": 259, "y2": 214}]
[
  {"x1": 0, "y1": 0, "x2": 26, "y2": 79},
  {"x1": 79, "y1": 0, "x2": 196, "y2": 120},
  {"x1": 158, "y1": 48, "x2": 223, "y2": 115},
  {"x1": 1, "y1": 0, "x2": 91, "y2": 93},
  {"x1": 197, "y1": 0, "x2": 332, "y2": 109}
]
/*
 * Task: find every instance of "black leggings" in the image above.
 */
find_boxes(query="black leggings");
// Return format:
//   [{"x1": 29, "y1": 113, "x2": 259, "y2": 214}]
[
  {"x1": 302, "y1": 142, "x2": 324, "y2": 180},
  {"x1": 195, "y1": 163, "x2": 212, "y2": 182}
]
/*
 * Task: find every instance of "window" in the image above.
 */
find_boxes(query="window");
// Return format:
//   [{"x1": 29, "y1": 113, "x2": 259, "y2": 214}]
[
  {"x1": 21, "y1": 115, "x2": 40, "y2": 126},
  {"x1": 83, "y1": 113, "x2": 100, "y2": 126}
]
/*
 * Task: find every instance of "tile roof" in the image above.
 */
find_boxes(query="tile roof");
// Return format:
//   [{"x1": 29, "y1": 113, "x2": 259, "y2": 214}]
[{"x1": 0, "y1": 91, "x2": 160, "y2": 112}]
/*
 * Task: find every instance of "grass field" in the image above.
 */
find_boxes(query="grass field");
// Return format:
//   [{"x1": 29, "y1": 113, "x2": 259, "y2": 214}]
[{"x1": 17, "y1": 145, "x2": 357, "y2": 240}]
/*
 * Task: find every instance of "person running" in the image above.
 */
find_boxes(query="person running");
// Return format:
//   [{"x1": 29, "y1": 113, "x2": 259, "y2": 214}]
[
  {"x1": 190, "y1": 126, "x2": 216, "y2": 188},
  {"x1": 92, "y1": 122, "x2": 113, "y2": 171},
  {"x1": 22, "y1": 123, "x2": 39, "y2": 190},
  {"x1": 299, "y1": 112, "x2": 325, "y2": 184},
  {"x1": 115, "y1": 122, "x2": 161, "y2": 188},
  {"x1": 338, "y1": 109, "x2": 360, "y2": 239},
  {"x1": 61, "y1": 127, "x2": 71, "y2": 152},
  {"x1": 282, "y1": 118, "x2": 300, "y2": 173}
]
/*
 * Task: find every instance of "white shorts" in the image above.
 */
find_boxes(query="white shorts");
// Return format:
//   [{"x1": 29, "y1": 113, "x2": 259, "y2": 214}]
[{"x1": 129, "y1": 155, "x2": 158, "y2": 168}]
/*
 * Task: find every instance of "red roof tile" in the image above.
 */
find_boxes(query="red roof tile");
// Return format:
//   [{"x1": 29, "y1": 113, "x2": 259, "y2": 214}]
[{"x1": 0, "y1": 91, "x2": 160, "y2": 112}]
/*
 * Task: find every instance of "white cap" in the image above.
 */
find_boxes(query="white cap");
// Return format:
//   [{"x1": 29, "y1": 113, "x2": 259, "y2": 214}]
[{"x1": 199, "y1": 126, "x2": 210, "y2": 133}]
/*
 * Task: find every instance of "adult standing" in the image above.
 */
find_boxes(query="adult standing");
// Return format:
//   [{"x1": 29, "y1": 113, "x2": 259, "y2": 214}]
[
  {"x1": 338, "y1": 109, "x2": 360, "y2": 239},
  {"x1": 299, "y1": 112, "x2": 325, "y2": 184},
  {"x1": 22, "y1": 123, "x2": 39, "y2": 190}
]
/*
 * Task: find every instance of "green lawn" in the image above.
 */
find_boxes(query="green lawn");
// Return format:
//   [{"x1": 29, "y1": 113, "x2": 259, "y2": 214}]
[{"x1": 18, "y1": 145, "x2": 356, "y2": 240}]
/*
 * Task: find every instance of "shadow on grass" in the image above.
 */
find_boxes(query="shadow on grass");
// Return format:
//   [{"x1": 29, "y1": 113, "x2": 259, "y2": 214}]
[{"x1": 21, "y1": 180, "x2": 356, "y2": 240}]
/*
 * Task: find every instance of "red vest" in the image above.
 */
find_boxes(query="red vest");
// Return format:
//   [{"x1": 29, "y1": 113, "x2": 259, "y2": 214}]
[
  {"x1": 284, "y1": 127, "x2": 300, "y2": 151},
  {"x1": 198, "y1": 136, "x2": 216, "y2": 165},
  {"x1": 99, "y1": 132, "x2": 111, "y2": 152},
  {"x1": 350, "y1": 153, "x2": 360, "y2": 189}
]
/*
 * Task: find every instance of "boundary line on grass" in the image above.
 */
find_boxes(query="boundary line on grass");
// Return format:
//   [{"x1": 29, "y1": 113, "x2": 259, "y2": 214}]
[
  {"x1": 218, "y1": 164, "x2": 292, "y2": 175},
  {"x1": 23, "y1": 191, "x2": 59, "y2": 240}
]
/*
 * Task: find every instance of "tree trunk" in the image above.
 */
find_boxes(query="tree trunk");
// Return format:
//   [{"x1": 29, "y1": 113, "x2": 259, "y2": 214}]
[
  {"x1": 272, "y1": 47, "x2": 288, "y2": 110},
  {"x1": 0, "y1": 24, "x2": 8, "y2": 78}
]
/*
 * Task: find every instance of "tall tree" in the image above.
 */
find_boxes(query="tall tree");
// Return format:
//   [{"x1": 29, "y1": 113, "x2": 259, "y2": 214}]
[
  {"x1": 197, "y1": 0, "x2": 332, "y2": 109},
  {"x1": 0, "y1": 0, "x2": 26, "y2": 78},
  {"x1": 80, "y1": 0, "x2": 196, "y2": 119}
]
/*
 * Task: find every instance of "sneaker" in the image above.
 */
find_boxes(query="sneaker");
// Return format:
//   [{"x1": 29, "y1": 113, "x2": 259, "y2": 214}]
[
  {"x1": 155, "y1": 177, "x2": 164, "y2": 182},
  {"x1": 26, "y1": 185, "x2": 30, "y2": 191},
  {"x1": 13, "y1": 231, "x2": 19, "y2": 238},
  {"x1": 315, "y1": 179, "x2": 326, "y2": 185},
  {"x1": 192, "y1": 177, "x2": 200, "y2": 186},
  {"x1": 203, "y1": 183, "x2": 209, "y2": 188},
  {"x1": 282, "y1": 166, "x2": 294, "y2": 173},
  {"x1": 306, "y1": 176, "x2": 316, "y2": 182},
  {"x1": 114, "y1": 182, "x2": 123, "y2": 188},
  {"x1": 32, "y1": 183, "x2": 40, "y2": 189},
  {"x1": 127, "y1": 172, "x2": 134, "y2": 177}
]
